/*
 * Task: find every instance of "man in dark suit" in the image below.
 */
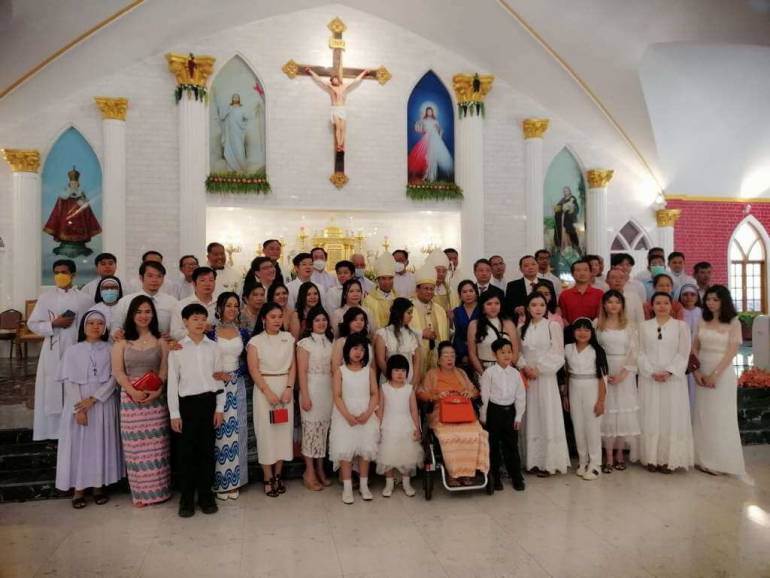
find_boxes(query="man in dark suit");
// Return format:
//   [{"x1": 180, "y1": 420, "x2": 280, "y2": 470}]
[
  {"x1": 505, "y1": 255, "x2": 555, "y2": 323},
  {"x1": 473, "y1": 258, "x2": 505, "y2": 302}
]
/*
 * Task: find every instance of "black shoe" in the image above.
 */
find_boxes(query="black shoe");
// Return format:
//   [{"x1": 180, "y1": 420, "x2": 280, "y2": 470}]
[
  {"x1": 199, "y1": 499, "x2": 219, "y2": 514},
  {"x1": 178, "y1": 501, "x2": 195, "y2": 518},
  {"x1": 493, "y1": 477, "x2": 504, "y2": 491},
  {"x1": 513, "y1": 479, "x2": 526, "y2": 492}
]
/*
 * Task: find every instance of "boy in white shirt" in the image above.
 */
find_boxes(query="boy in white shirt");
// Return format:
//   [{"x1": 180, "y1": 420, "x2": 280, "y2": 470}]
[
  {"x1": 168, "y1": 303, "x2": 226, "y2": 518},
  {"x1": 480, "y1": 338, "x2": 526, "y2": 492}
]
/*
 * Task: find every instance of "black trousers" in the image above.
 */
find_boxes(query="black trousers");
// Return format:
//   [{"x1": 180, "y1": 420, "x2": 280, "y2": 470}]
[
  {"x1": 486, "y1": 402, "x2": 523, "y2": 482},
  {"x1": 177, "y1": 392, "x2": 216, "y2": 506}
]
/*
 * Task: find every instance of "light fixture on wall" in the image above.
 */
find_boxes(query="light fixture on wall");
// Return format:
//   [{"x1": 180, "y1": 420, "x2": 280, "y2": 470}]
[{"x1": 652, "y1": 192, "x2": 667, "y2": 210}]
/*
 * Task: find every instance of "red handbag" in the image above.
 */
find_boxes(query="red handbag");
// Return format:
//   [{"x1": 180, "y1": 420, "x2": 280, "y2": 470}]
[
  {"x1": 132, "y1": 371, "x2": 162, "y2": 392},
  {"x1": 439, "y1": 395, "x2": 475, "y2": 424},
  {"x1": 269, "y1": 406, "x2": 289, "y2": 424}
]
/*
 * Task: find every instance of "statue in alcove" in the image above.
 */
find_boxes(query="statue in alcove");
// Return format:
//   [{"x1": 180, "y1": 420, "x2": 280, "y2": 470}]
[{"x1": 43, "y1": 166, "x2": 102, "y2": 258}]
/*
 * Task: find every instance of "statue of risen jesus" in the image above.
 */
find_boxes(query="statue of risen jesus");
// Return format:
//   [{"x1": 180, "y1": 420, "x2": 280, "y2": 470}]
[{"x1": 306, "y1": 67, "x2": 368, "y2": 152}]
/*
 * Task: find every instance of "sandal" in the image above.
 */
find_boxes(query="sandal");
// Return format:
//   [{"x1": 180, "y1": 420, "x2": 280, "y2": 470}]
[
  {"x1": 601, "y1": 464, "x2": 613, "y2": 474},
  {"x1": 263, "y1": 478, "x2": 279, "y2": 498},
  {"x1": 71, "y1": 496, "x2": 87, "y2": 509},
  {"x1": 93, "y1": 493, "x2": 109, "y2": 505},
  {"x1": 647, "y1": 464, "x2": 658, "y2": 473},
  {"x1": 274, "y1": 475, "x2": 287, "y2": 494},
  {"x1": 613, "y1": 462, "x2": 627, "y2": 471}
]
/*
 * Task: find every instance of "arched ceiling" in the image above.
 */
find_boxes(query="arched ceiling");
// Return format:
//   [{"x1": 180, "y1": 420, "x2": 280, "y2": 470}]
[{"x1": 1, "y1": 0, "x2": 769, "y2": 191}]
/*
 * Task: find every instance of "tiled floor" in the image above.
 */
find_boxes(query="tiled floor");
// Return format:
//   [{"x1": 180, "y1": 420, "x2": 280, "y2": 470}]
[{"x1": 2, "y1": 446, "x2": 769, "y2": 578}]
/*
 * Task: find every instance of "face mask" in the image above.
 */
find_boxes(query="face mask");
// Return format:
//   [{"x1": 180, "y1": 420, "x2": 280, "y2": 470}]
[
  {"x1": 355, "y1": 268, "x2": 366, "y2": 278},
  {"x1": 650, "y1": 265, "x2": 666, "y2": 276},
  {"x1": 101, "y1": 289, "x2": 119, "y2": 304},
  {"x1": 54, "y1": 273, "x2": 72, "y2": 289},
  {"x1": 312, "y1": 259, "x2": 326, "y2": 272},
  {"x1": 395, "y1": 262, "x2": 405, "y2": 274}
]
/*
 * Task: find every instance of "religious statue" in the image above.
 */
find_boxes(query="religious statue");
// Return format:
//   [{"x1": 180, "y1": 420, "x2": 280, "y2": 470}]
[
  {"x1": 217, "y1": 93, "x2": 250, "y2": 172},
  {"x1": 407, "y1": 105, "x2": 454, "y2": 183},
  {"x1": 553, "y1": 185, "x2": 580, "y2": 253},
  {"x1": 305, "y1": 67, "x2": 368, "y2": 152},
  {"x1": 43, "y1": 166, "x2": 102, "y2": 258}
]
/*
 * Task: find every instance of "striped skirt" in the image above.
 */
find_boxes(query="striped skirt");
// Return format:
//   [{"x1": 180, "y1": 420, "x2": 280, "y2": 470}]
[
  {"x1": 120, "y1": 391, "x2": 171, "y2": 505},
  {"x1": 214, "y1": 371, "x2": 249, "y2": 491},
  {"x1": 429, "y1": 410, "x2": 490, "y2": 478}
]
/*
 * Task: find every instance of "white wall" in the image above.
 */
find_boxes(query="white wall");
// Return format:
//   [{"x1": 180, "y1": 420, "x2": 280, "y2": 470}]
[
  {"x1": 640, "y1": 43, "x2": 770, "y2": 197},
  {"x1": 0, "y1": 5, "x2": 657, "y2": 306}
]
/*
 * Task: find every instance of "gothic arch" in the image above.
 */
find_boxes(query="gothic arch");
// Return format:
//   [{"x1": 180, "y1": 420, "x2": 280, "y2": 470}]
[{"x1": 728, "y1": 214, "x2": 770, "y2": 312}]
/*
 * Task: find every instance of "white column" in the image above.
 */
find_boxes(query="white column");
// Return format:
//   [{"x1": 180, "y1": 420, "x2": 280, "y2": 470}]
[
  {"x1": 586, "y1": 169, "x2": 614, "y2": 265},
  {"x1": 454, "y1": 74, "x2": 494, "y2": 263},
  {"x1": 94, "y1": 97, "x2": 128, "y2": 269},
  {"x1": 166, "y1": 53, "x2": 215, "y2": 259},
  {"x1": 1, "y1": 149, "x2": 41, "y2": 309},
  {"x1": 522, "y1": 118, "x2": 549, "y2": 254},
  {"x1": 656, "y1": 209, "x2": 681, "y2": 256}
]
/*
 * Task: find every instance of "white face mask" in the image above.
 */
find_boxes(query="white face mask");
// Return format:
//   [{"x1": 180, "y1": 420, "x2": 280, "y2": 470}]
[
  {"x1": 355, "y1": 268, "x2": 366, "y2": 278},
  {"x1": 312, "y1": 259, "x2": 326, "y2": 272},
  {"x1": 395, "y1": 262, "x2": 405, "y2": 274}
]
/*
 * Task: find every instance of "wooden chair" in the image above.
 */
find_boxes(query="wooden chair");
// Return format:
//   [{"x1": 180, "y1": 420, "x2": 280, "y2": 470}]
[
  {"x1": 15, "y1": 299, "x2": 44, "y2": 358},
  {"x1": 0, "y1": 309, "x2": 22, "y2": 358}
]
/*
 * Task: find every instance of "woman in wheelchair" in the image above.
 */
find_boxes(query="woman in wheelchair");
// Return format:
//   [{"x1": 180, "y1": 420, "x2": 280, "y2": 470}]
[{"x1": 418, "y1": 341, "x2": 490, "y2": 487}]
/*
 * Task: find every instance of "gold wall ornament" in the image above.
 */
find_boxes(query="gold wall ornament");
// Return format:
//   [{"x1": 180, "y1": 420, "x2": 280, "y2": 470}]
[
  {"x1": 375, "y1": 66, "x2": 392, "y2": 86},
  {"x1": 312, "y1": 221, "x2": 358, "y2": 267},
  {"x1": 1, "y1": 149, "x2": 40, "y2": 172},
  {"x1": 522, "y1": 118, "x2": 550, "y2": 139},
  {"x1": 329, "y1": 172, "x2": 349, "y2": 189},
  {"x1": 586, "y1": 169, "x2": 614, "y2": 189},
  {"x1": 453, "y1": 73, "x2": 494, "y2": 117},
  {"x1": 165, "y1": 53, "x2": 216, "y2": 87},
  {"x1": 282, "y1": 59, "x2": 300, "y2": 79},
  {"x1": 656, "y1": 208, "x2": 682, "y2": 227},
  {"x1": 94, "y1": 97, "x2": 128, "y2": 121},
  {"x1": 328, "y1": 17, "x2": 347, "y2": 35}
]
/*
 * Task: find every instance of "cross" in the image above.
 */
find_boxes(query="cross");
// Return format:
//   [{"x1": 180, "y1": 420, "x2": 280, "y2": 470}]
[{"x1": 282, "y1": 17, "x2": 391, "y2": 189}]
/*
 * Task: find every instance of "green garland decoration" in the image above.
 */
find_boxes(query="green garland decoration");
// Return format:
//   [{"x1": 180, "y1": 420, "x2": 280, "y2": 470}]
[
  {"x1": 174, "y1": 84, "x2": 208, "y2": 104},
  {"x1": 458, "y1": 101, "x2": 485, "y2": 118},
  {"x1": 406, "y1": 181, "x2": 463, "y2": 201},
  {"x1": 206, "y1": 171, "x2": 271, "y2": 194}
]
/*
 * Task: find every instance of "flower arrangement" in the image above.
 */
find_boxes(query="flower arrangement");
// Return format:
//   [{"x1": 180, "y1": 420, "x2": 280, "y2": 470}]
[
  {"x1": 738, "y1": 367, "x2": 770, "y2": 388},
  {"x1": 206, "y1": 170, "x2": 271, "y2": 194},
  {"x1": 406, "y1": 181, "x2": 463, "y2": 201},
  {"x1": 174, "y1": 84, "x2": 208, "y2": 104}
]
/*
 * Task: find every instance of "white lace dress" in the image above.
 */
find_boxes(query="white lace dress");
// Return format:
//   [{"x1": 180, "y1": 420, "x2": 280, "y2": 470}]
[
  {"x1": 297, "y1": 334, "x2": 333, "y2": 458},
  {"x1": 597, "y1": 326, "x2": 641, "y2": 441}
]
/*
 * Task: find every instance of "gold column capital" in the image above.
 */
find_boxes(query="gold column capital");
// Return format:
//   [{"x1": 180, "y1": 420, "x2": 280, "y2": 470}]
[
  {"x1": 1, "y1": 149, "x2": 40, "y2": 173},
  {"x1": 452, "y1": 73, "x2": 495, "y2": 104},
  {"x1": 165, "y1": 52, "x2": 216, "y2": 87},
  {"x1": 522, "y1": 118, "x2": 549, "y2": 139},
  {"x1": 586, "y1": 169, "x2": 614, "y2": 189},
  {"x1": 656, "y1": 208, "x2": 682, "y2": 227},
  {"x1": 94, "y1": 97, "x2": 128, "y2": 120}
]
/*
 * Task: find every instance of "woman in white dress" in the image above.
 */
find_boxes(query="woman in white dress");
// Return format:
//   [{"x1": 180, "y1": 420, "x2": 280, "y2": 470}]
[
  {"x1": 267, "y1": 284, "x2": 294, "y2": 335},
  {"x1": 331, "y1": 307, "x2": 373, "y2": 368},
  {"x1": 679, "y1": 284, "x2": 703, "y2": 413},
  {"x1": 596, "y1": 290, "x2": 641, "y2": 472},
  {"x1": 297, "y1": 305, "x2": 334, "y2": 491},
  {"x1": 638, "y1": 292, "x2": 694, "y2": 473},
  {"x1": 691, "y1": 285, "x2": 746, "y2": 477},
  {"x1": 374, "y1": 297, "x2": 422, "y2": 387},
  {"x1": 289, "y1": 281, "x2": 322, "y2": 339},
  {"x1": 247, "y1": 302, "x2": 296, "y2": 497},
  {"x1": 468, "y1": 292, "x2": 518, "y2": 380},
  {"x1": 332, "y1": 279, "x2": 375, "y2": 337},
  {"x1": 517, "y1": 292, "x2": 569, "y2": 477},
  {"x1": 329, "y1": 334, "x2": 380, "y2": 504}
]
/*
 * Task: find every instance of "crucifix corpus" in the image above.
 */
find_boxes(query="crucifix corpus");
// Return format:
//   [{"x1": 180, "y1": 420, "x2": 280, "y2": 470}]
[{"x1": 282, "y1": 17, "x2": 391, "y2": 189}]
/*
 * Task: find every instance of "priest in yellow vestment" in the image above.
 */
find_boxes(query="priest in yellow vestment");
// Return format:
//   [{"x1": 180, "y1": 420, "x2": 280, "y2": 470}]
[
  {"x1": 363, "y1": 252, "x2": 398, "y2": 330},
  {"x1": 410, "y1": 263, "x2": 450, "y2": 376},
  {"x1": 426, "y1": 249, "x2": 460, "y2": 317}
]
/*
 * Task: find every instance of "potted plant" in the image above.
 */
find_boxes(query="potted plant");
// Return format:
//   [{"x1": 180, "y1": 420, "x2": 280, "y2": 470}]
[{"x1": 738, "y1": 312, "x2": 760, "y2": 342}]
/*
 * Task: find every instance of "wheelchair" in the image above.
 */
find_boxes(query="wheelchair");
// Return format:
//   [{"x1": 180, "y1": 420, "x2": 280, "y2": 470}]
[{"x1": 420, "y1": 400, "x2": 493, "y2": 500}]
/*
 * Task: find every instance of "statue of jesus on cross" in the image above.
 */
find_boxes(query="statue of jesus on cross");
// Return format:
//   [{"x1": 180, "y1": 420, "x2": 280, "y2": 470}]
[{"x1": 305, "y1": 67, "x2": 368, "y2": 153}]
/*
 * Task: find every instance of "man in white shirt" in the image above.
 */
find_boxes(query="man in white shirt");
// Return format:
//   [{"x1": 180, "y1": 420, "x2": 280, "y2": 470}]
[
  {"x1": 170, "y1": 267, "x2": 218, "y2": 340},
  {"x1": 479, "y1": 338, "x2": 526, "y2": 492},
  {"x1": 667, "y1": 251, "x2": 697, "y2": 298},
  {"x1": 350, "y1": 253, "x2": 375, "y2": 294},
  {"x1": 324, "y1": 259, "x2": 355, "y2": 317},
  {"x1": 607, "y1": 267, "x2": 644, "y2": 326},
  {"x1": 610, "y1": 253, "x2": 646, "y2": 303},
  {"x1": 207, "y1": 242, "x2": 242, "y2": 297},
  {"x1": 535, "y1": 249, "x2": 562, "y2": 299},
  {"x1": 693, "y1": 261, "x2": 712, "y2": 301},
  {"x1": 634, "y1": 247, "x2": 666, "y2": 285},
  {"x1": 81, "y1": 252, "x2": 119, "y2": 299},
  {"x1": 111, "y1": 261, "x2": 178, "y2": 337},
  {"x1": 287, "y1": 252, "x2": 325, "y2": 310},
  {"x1": 172, "y1": 254, "x2": 199, "y2": 301},
  {"x1": 123, "y1": 250, "x2": 177, "y2": 296},
  {"x1": 392, "y1": 249, "x2": 416, "y2": 298},
  {"x1": 309, "y1": 247, "x2": 337, "y2": 291},
  {"x1": 489, "y1": 255, "x2": 509, "y2": 291},
  {"x1": 167, "y1": 302, "x2": 225, "y2": 517}
]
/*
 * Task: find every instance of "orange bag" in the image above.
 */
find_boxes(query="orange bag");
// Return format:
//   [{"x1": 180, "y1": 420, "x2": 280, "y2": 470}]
[{"x1": 439, "y1": 395, "x2": 475, "y2": 424}]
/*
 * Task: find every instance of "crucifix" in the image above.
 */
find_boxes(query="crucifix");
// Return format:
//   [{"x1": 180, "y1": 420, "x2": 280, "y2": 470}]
[{"x1": 282, "y1": 17, "x2": 391, "y2": 189}]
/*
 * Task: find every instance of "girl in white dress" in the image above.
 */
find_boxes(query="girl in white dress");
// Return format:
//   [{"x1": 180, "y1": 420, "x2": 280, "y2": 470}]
[
  {"x1": 679, "y1": 284, "x2": 703, "y2": 413},
  {"x1": 297, "y1": 305, "x2": 334, "y2": 491},
  {"x1": 691, "y1": 285, "x2": 746, "y2": 477},
  {"x1": 564, "y1": 318, "x2": 608, "y2": 481},
  {"x1": 332, "y1": 307, "x2": 373, "y2": 368},
  {"x1": 247, "y1": 303, "x2": 296, "y2": 497},
  {"x1": 329, "y1": 334, "x2": 380, "y2": 504},
  {"x1": 376, "y1": 355, "x2": 423, "y2": 497},
  {"x1": 517, "y1": 293, "x2": 569, "y2": 477},
  {"x1": 332, "y1": 279, "x2": 375, "y2": 337},
  {"x1": 596, "y1": 290, "x2": 641, "y2": 472},
  {"x1": 374, "y1": 297, "x2": 422, "y2": 387},
  {"x1": 638, "y1": 292, "x2": 694, "y2": 473},
  {"x1": 468, "y1": 292, "x2": 518, "y2": 380}
]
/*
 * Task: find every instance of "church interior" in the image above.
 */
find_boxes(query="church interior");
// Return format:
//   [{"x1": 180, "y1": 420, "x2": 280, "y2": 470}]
[{"x1": 1, "y1": 1, "x2": 770, "y2": 577}]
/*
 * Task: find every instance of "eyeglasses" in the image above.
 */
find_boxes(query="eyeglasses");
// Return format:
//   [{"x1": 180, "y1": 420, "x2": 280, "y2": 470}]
[{"x1": 657, "y1": 327, "x2": 662, "y2": 340}]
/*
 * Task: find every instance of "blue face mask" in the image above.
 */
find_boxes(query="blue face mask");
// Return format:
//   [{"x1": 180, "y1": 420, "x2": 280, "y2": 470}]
[
  {"x1": 101, "y1": 288, "x2": 120, "y2": 304},
  {"x1": 650, "y1": 265, "x2": 666, "y2": 277}
]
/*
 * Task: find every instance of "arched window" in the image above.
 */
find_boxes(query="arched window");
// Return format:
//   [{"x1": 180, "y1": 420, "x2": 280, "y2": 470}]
[
  {"x1": 729, "y1": 221, "x2": 766, "y2": 312},
  {"x1": 610, "y1": 221, "x2": 651, "y2": 252}
]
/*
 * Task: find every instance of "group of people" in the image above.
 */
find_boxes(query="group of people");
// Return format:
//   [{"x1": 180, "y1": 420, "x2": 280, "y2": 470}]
[{"x1": 31, "y1": 238, "x2": 746, "y2": 514}]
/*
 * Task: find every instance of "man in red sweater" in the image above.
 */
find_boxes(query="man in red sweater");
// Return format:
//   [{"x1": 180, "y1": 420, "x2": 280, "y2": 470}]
[{"x1": 558, "y1": 259, "x2": 604, "y2": 324}]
